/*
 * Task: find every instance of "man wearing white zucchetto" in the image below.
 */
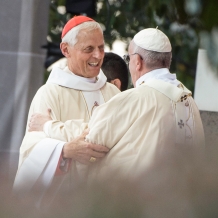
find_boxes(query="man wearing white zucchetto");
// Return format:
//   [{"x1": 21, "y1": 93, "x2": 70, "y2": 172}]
[{"x1": 83, "y1": 27, "x2": 205, "y2": 179}]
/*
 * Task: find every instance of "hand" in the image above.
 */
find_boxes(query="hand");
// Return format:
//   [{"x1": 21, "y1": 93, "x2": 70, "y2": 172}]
[
  {"x1": 28, "y1": 108, "x2": 52, "y2": 132},
  {"x1": 63, "y1": 131, "x2": 109, "y2": 165}
]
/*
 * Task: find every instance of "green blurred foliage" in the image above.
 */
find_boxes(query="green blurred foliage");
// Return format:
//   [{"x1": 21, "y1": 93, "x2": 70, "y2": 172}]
[{"x1": 47, "y1": 0, "x2": 218, "y2": 93}]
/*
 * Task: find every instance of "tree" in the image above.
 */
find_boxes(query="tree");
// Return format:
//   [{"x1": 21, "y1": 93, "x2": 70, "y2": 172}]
[{"x1": 46, "y1": 0, "x2": 218, "y2": 92}]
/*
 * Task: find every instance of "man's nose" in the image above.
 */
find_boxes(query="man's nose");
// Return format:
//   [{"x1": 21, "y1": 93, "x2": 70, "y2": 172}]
[{"x1": 93, "y1": 49, "x2": 104, "y2": 58}]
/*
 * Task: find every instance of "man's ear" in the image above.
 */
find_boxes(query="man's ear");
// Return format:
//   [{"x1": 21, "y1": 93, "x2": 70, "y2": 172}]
[
  {"x1": 110, "y1": 78, "x2": 121, "y2": 90},
  {"x1": 60, "y1": 42, "x2": 70, "y2": 58},
  {"x1": 136, "y1": 55, "x2": 143, "y2": 71}
]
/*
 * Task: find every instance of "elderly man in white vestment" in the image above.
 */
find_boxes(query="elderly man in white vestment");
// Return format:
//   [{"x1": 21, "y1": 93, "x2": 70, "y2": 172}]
[
  {"x1": 13, "y1": 16, "x2": 120, "y2": 194},
  {"x1": 25, "y1": 28, "x2": 205, "y2": 184},
  {"x1": 83, "y1": 28, "x2": 205, "y2": 179}
]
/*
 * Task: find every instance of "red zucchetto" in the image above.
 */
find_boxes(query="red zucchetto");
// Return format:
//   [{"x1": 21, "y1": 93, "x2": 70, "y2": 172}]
[{"x1": 61, "y1": 15, "x2": 95, "y2": 38}]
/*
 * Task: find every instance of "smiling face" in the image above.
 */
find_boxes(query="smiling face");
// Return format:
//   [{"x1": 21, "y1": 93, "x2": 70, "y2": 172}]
[{"x1": 61, "y1": 28, "x2": 105, "y2": 78}]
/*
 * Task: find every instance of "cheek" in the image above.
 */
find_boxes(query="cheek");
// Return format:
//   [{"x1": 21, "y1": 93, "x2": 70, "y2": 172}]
[
  {"x1": 130, "y1": 70, "x2": 135, "y2": 81},
  {"x1": 129, "y1": 67, "x2": 138, "y2": 85},
  {"x1": 129, "y1": 64, "x2": 134, "y2": 76},
  {"x1": 77, "y1": 57, "x2": 87, "y2": 68}
]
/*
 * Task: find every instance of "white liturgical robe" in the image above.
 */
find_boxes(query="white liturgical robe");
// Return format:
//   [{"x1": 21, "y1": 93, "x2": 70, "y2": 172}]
[
  {"x1": 13, "y1": 66, "x2": 120, "y2": 194},
  {"x1": 14, "y1": 67, "x2": 205, "y2": 196},
  {"x1": 86, "y1": 68, "x2": 205, "y2": 180}
]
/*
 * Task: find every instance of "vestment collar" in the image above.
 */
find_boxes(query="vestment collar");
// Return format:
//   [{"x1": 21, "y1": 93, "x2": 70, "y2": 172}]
[
  {"x1": 46, "y1": 66, "x2": 107, "y2": 91},
  {"x1": 136, "y1": 68, "x2": 180, "y2": 87},
  {"x1": 142, "y1": 79, "x2": 191, "y2": 102}
]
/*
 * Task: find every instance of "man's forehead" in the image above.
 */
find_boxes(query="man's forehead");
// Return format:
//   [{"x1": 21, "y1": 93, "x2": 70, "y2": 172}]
[
  {"x1": 78, "y1": 28, "x2": 103, "y2": 38},
  {"x1": 79, "y1": 41, "x2": 105, "y2": 49},
  {"x1": 76, "y1": 29, "x2": 104, "y2": 44},
  {"x1": 75, "y1": 37, "x2": 104, "y2": 49}
]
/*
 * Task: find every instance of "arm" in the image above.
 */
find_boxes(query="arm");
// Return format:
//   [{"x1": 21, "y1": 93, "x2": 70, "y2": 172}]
[
  {"x1": 28, "y1": 109, "x2": 109, "y2": 165},
  {"x1": 19, "y1": 84, "x2": 87, "y2": 167},
  {"x1": 19, "y1": 85, "x2": 61, "y2": 167},
  {"x1": 62, "y1": 130, "x2": 109, "y2": 165},
  {"x1": 15, "y1": 131, "x2": 110, "y2": 194},
  {"x1": 55, "y1": 130, "x2": 110, "y2": 176},
  {"x1": 27, "y1": 83, "x2": 120, "y2": 142},
  {"x1": 86, "y1": 90, "x2": 137, "y2": 148},
  {"x1": 28, "y1": 109, "x2": 88, "y2": 142}
]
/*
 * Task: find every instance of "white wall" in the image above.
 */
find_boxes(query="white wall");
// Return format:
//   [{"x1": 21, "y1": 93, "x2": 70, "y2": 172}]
[{"x1": 194, "y1": 49, "x2": 218, "y2": 112}]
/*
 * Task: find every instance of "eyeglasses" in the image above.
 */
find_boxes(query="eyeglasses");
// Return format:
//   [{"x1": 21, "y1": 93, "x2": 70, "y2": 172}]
[{"x1": 123, "y1": 53, "x2": 143, "y2": 64}]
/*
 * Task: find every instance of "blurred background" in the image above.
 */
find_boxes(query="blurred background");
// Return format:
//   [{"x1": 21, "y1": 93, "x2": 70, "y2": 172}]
[{"x1": 0, "y1": 0, "x2": 218, "y2": 216}]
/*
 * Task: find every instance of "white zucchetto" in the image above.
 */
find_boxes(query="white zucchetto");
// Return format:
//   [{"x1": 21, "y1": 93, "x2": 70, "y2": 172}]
[{"x1": 133, "y1": 28, "x2": 172, "y2": 52}]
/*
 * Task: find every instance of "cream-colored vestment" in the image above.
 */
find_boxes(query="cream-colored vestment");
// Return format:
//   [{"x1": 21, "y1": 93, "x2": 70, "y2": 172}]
[
  {"x1": 86, "y1": 68, "x2": 205, "y2": 180},
  {"x1": 13, "y1": 66, "x2": 120, "y2": 193},
  {"x1": 14, "y1": 67, "x2": 205, "y2": 193}
]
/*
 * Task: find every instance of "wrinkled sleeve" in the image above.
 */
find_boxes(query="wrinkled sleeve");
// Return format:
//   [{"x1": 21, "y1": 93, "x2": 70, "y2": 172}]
[
  {"x1": 86, "y1": 91, "x2": 138, "y2": 149},
  {"x1": 45, "y1": 119, "x2": 88, "y2": 142}
]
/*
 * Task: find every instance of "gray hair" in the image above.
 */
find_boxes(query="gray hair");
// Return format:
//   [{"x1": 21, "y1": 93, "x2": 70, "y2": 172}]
[
  {"x1": 62, "y1": 21, "x2": 103, "y2": 46},
  {"x1": 132, "y1": 42, "x2": 172, "y2": 69}
]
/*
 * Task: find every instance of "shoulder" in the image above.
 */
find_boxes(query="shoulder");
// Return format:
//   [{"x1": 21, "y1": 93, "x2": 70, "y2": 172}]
[
  {"x1": 36, "y1": 83, "x2": 76, "y2": 95},
  {"x1": 107, "y1": 87, "x2": 140, "y2": 104},
  {"x1": 33, "y1": 83, "x2": 72, "y2": 102},
  {"x1": 37, "y1": 83, "x2": 58, "y2": 91},
  {"x1": 110, "y1": 85, "x2": 161, "y2": 106},
  {"x1": 178, "y1": 82, "x2": 192, "y2": 93}
]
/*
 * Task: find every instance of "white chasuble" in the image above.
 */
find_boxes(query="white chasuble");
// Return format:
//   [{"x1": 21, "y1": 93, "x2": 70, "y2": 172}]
[
  {"x1": 86, "y1": 73, "x2": 205, "y2": 181},
  {"x1": 81, "y1": 90, "x2": 104, "y2": 117},
  {"x1": 144, "y1": 79, "x2": 195, "y2": 146},
  {"x1": 13, "y1": 66, "x2": 120, "y2": 196}
]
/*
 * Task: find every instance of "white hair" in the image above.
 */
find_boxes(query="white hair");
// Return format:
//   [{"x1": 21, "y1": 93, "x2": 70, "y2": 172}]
[{"x1": 62, "y1": 21, "x2": 103, "y2": 46}]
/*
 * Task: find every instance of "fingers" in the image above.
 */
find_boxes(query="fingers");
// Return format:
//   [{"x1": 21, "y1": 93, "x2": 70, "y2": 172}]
[
  {"x1": 63, "y1": 138, "x2": 109, "y2": 165},
  {"x1": 28, "y1": 121, "x2": 33, "y2": 132},
  {"x1": 89, "y1": 150, "x2": 107, "y2": 158},
  {"x1": 82, "y1": 143, "x2": 109, "y2": 164},
  {"x1": 28, "y1": 116, "x2": 36, "y2": 131},
  {"x1": 83, "y1": 128, "x2": 90, "y2": 135},
  {"x1": 81, "y1": 130, "x2": 89, "y2": 138},
  {"x1": 89, "y1": 143, "x2": 110, "y2": 153},
  {"x1": 27, "y1": 112, "x2": 50, "y2": 132}
]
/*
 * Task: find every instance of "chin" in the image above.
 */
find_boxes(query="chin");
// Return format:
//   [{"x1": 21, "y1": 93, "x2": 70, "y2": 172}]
[{"x1": 87, "y1": 69, "x2": 101, "y2": 78}]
